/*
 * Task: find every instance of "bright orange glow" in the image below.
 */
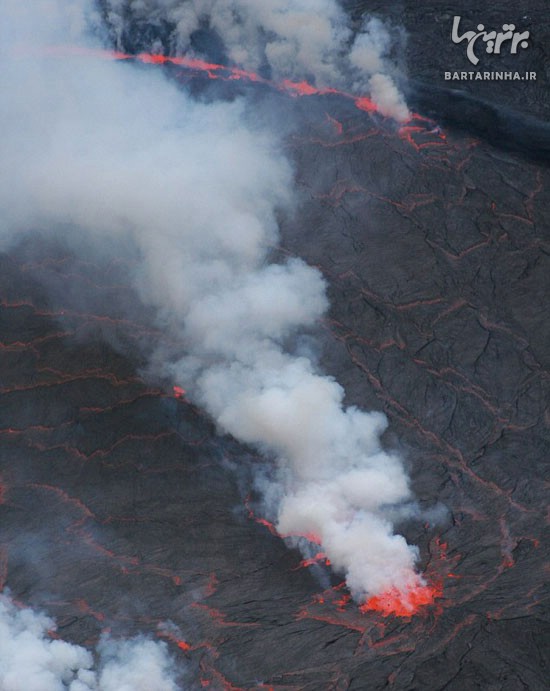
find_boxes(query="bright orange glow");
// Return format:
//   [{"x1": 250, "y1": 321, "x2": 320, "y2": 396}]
[
  {"x1": 354, "y1": 96, "x2": 377, "y2": 113},
  {"x1": 360, "y1": 580, "x2": 442, "y2": 618},
  {"x1": 280, "y1": 79, "x2": 319, "y2": 96},
  {"x1": 28, "y1": 45, "x2": 419, "y2": 124},
  {"x1": 173, "y1": 385, "x2": 186, "y2": 399},
  {"x1": 295, "y1": 551, "x2": 329, "y2": 569},
  {"x1": 255, "y1": 517, "x2": 279, "y2": 535}
]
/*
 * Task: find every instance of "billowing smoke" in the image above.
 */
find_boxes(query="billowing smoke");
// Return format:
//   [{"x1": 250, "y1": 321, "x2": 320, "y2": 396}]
[
  {"x1": 0, "y1": 0, "x2": 426, "y2": 608},
  {"x1": 101, "y1": 0, "x2": 410, "y2": 120},
  {"x1": 0, "y1": 592, "x2": 179, "y2": 690},
  {"x1": 349, "y1": 18, "x2": 409, "y2": 122}
]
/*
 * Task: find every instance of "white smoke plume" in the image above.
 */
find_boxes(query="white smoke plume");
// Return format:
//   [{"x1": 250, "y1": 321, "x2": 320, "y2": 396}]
[
  {"x1": 349, "y1": 18, "x2": 410, "y2": 122},
  {"x1": 101, "y1": 0, "x2": 410, "y2": 120},
  {"x1": 0, "y1": 0, "x2": 424, "y2": 605},
  {"x1": 0, "y1": 592, "x2": 178, "y2": 691}
]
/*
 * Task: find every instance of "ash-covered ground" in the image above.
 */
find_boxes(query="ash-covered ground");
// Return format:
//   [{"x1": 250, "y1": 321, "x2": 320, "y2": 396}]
[{"x1": 1, "y1": 3, "x2": 549, "y2": 691}]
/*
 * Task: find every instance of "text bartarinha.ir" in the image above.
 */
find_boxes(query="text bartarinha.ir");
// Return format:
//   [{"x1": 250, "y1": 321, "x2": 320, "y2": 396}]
[{"x1": 445, "y1": 70, "x2": 536, "y2": 81}]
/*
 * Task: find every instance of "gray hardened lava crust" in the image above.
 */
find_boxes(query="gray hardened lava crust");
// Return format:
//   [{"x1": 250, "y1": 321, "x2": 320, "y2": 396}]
[{"x1": 1, "y1": 3, "x2": 549, "y2": 691}]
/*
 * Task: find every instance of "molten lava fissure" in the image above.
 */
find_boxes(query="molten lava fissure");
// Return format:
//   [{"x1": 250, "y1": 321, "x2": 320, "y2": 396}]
[{"x1": 32, "y1": 44, "x2": 403, "y2": 123}]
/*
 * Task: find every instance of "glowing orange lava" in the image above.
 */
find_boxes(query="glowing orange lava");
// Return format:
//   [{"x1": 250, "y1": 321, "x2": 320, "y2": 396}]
[
  {"x1": 173, "y1": 385, "x2": 186, "y2": 399},
  {"x1": 354, "y1": 96, "x2": 377, "y2": 113},
  {"x1": 280, "y1": 78, "x2": 319, "y2": 96},
  {"x1": 294, "y1": 551, "x2": 331, "y2": 569},
  {"x1": 27, "y1": 45, "x2": 420, "y2": 124},
  {"x1": 360, "y1": 580, "x2": 442, "y2": 618}
]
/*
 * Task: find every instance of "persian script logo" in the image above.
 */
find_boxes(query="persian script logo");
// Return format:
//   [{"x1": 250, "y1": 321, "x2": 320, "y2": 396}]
[{"x1": 451, "y1": 16, "x2": 530, "y2": 66}]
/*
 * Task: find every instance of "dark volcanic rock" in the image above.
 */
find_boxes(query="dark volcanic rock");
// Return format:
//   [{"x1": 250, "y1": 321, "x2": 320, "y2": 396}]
[
  {"x1": 1, "y1": 100, "x2": 548, "y2": 688},
  {"x1": 1, "y1": 7, "x2": 549, "y2": 690},
  {"x1": 347, "y1": 0, "x2": 550, "y2": 120}
]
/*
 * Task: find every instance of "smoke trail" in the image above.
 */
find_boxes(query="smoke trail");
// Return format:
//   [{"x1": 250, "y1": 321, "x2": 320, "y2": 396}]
[
  {"x1": 0, "y1": 0, "x2": 431, "y2": 610},
  {"x1": 0, "y1": 592, "x2": 179, "y2": 691},
  {"x1": 100, "y1": 0, "x2": 410, "y2": 120}
]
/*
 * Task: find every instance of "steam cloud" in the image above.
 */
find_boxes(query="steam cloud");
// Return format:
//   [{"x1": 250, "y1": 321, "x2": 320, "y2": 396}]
[
  {"x1": 0, "y1": 592, "x2": 178, "y2": 691},
  {"x1": 101, "y1": 0, "x2": 410, "y2": 120},
  {"x1": 1, "y1": 0, "x2": 425, "y2": 607}
]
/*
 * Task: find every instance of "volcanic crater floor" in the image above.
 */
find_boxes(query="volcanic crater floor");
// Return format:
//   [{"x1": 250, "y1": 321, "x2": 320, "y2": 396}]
[{"x1": 0, "y1": 94, "x2": 549, "y2": 690}]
